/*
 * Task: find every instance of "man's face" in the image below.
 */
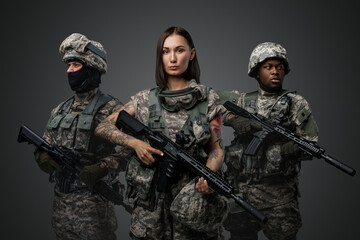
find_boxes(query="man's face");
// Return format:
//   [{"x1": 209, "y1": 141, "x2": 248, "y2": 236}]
[
  {"x1": 66, "y1": 61, "x2": 83, "y2": 73},
  {"x1": 256, "y1": 58, "x2": 285, "y2": 92}
]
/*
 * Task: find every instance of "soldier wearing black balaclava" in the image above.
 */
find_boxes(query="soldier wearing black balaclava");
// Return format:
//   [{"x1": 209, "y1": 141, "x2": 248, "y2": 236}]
[{"x1": 34, "y1": 33, "x2": 127, "y2": 240}]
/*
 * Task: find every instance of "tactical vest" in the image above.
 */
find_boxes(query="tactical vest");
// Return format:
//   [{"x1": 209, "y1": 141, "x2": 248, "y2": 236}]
[
  {"x1": 47, "y1": 90, "x2": 114, "y2": 155},
  {"x1": 148, "y1": 87, "x2": 210, "y2": 159},
  {"x1": 244, "y1": 90, "x2": 296, "y2": 128},
  {"x1": 46, "y1": 90, "x2": 115, "y2": 192},
  {"x1": 225, "y1": 89, "x2": 298, "y2": 183},
  {"x1": 125, "y1": 87, "x2": 211, "y2": 211}
]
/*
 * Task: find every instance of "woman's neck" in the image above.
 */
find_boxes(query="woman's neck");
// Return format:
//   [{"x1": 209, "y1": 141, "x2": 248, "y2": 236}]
[{"x1": 166, "y1": 77, "x2": 188, "y2": 91}]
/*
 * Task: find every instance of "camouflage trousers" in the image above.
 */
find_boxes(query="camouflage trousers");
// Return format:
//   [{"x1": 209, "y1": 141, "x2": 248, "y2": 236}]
[
  {"x1": 129, "y1": 195, "x2": 224, "y2": 240},
  {"x1": 224, "y1": 199, "x2": 301, "y2": 240},
  {"x1": 52, "y1": 187, "x2": 117, "y2": 240}
]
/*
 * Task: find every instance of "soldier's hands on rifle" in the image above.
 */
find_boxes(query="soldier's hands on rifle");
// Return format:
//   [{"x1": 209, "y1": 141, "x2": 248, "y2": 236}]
[
  {"x1": 79, "y1": 163, "x2": 109, "y2": 190},
  {"x1": 95, "y1": 103, "x2": 163, "y2": 166},
  {"x1": 35, "y1": 150, "x2": 62, "y2": 174},
  {"x1": 195, "y1": 177, "x2": 213, "y2": 194},
  {"x1": 227, "y1": 114, "x2": 262, "y2": 137},
  {"x1": 130, "y1": 139, "x2": 163, "y2": 165},
  {"x1": 280, "y1": 141, "x2": 300, "y2": 159}
]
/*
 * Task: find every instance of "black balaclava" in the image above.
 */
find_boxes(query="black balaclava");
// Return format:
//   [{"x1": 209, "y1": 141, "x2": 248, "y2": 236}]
[{"x1": 67, "y1": 59, "x2": 101, "y2": 93}]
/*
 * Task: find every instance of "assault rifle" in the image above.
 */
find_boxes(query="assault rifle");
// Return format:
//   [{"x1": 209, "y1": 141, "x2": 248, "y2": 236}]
[
  {"x1": 116, "y1": 110, "x2": 268, "y2": 223},
  {"x1": 223, "y1": 101, "x2": 356, "y2": 177},
  {"x1": 17, "y1": 125, "x2": 133, "y2": 213}
]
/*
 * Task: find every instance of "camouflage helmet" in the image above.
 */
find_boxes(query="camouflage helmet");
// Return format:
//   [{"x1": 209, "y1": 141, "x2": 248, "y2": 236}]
[
  {"x1": 170, "y1": 178, "x2": 230, "y2": 232},
  {"x1": 59, "y1": 33, "x2": 107, "y2": 73},
  {"x1": 248, "y1": 42, "x2": 290, "y2": 78}
]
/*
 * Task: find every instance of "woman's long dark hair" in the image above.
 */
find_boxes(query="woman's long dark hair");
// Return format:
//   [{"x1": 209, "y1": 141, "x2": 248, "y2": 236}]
[{"x1": 155, "y1": 26, "x2": 200, "y2": 88}]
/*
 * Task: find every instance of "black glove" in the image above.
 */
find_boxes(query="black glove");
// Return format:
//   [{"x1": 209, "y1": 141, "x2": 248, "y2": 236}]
[
  {"x1": 79, "y1": 164, "x2": 108, "y2": 190},
  {"x1": 280, "y1": 141, "x2": 300, "y2": 159},
  {"x1": 35, "y1": 151, "x2": 61, "y2": 174},
  {"x1": 228, "y1": 115, "x2": 262, "y2": 137}
]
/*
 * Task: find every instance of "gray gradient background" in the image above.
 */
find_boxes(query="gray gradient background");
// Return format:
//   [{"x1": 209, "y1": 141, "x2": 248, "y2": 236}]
[{"x1": 2, "y1": 1, "x2": 359, "y2": 239}]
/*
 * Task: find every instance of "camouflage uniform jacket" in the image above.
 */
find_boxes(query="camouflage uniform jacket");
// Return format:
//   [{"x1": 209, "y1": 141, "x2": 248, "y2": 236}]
[
  {"x1": 224, "y1": 88, "x2": 318, "y2": 210},
  {"x1": 126, "y1": 79, "x2": 225, "y2": 206},
  {"x1": 43, "y1": 88, "x2": 125, "y2": 188}
]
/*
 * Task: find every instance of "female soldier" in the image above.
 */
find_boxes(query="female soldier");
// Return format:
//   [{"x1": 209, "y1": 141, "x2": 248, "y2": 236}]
[{"x1": 95, "y1": 26, "x2": 227, "y2": 239}]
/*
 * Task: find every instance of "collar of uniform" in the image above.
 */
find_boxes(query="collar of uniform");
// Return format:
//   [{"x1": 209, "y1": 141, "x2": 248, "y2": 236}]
[
  {"x1": 74, "y1": 88, "x2": 99, "y2": 103},
  {"x1": 187, "y1": 79, "x2": 207, "y2": 101},
  {"x1": 163, "y1": 79, "x2": 207, "y2": 105},
  {"x1": 258, "y1": 88, "x2": 281, "y2": 97}
]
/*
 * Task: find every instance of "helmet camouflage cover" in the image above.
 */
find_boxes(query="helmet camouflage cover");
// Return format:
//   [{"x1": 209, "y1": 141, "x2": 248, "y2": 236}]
[
  {"x1": 248, "y1": 42, "x2": 290, "y2": 77},
  {"x1": 170, "y1": 178, "x2": 230, "y2": 232},
  {"x1": 59, "y1": 33, "x2": 107, "y2": 73}
]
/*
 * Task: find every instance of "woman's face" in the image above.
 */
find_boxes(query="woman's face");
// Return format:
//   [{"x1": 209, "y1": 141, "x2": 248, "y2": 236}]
[{"x1": 162, "y1": 34, "x2": 195, "y2": 79}]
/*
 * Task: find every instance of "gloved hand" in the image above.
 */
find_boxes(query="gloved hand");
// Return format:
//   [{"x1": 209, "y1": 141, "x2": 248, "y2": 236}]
[
  {"x1": 79, "y1": 164, "x2": 108, "y2": 190},
  {"x1": 35, "y1": 151, "x2": 61, "y2": 174},
  {"x1": 227, "y1": 115, "x2": 262, "y2": 137},
  {"x1": 280, "y1": 141, "x2": 300, "y2": 159}
]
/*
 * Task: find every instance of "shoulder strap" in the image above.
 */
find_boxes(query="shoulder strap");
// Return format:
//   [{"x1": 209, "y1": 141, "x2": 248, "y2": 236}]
[
  {"x1": 77, "y1": 90, "x2": 114, "y2": 130},
  {"x1": 266, "y1": 89, "x2": 296, "y2": 116},
  {"x1": 244, "y1": 90, "x2": 258, "y2": 113},
  {"x1": 57, "y1": 96, "x2": 75, "y2": 115},
  {"x1": 148, "y1": 88, "x2": 170, "y2": 137},
  {"x1": 82, "y1": 90, "x2": 113, "y2": 115}
]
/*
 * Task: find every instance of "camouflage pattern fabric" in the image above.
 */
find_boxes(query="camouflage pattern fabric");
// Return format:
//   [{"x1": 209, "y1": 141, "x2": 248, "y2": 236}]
[
  {"x1": 170, "y1": 178, "x2": 230, "y2": 232},
  {"x1": 59, "y1": 33, "x2": 108, "y2": 73},
  {"x1": 44, "y1": 88, "x2": 124, "y2": 169},
  {"x1": 223, "y1": 88, "x2": 318, "y2": 239},
  {"x1": 224, "y1": 199, "x2": 301, "y2": 240},
  {"x1": 127, "y1": 80, "x2": 226, "y2": 239},
  {"x1": 42, "y1": 88, "x2": 126, "y2": 239},
  {"x1": 130, "y1": 174, "x2": 225, "y2": 240},
  {"x1": 248, "y1": 42, "x2": 290, "y2": 77},
  {"x1": 52, "y1": 187, "x2": 117, "y2": 240}
]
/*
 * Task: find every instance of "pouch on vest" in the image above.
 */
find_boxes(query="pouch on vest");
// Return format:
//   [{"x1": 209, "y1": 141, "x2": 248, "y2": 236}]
[
  {"x1": 46, "y1": 96, "x2": 75, "y2": 130},
  {"x1": 48, "y1": 115, "x2": 66, "y2": 129},
  {"x1": 125, "y1": 155, "x2": 156, "y2": 210},
  {"x1": 77, "y1": 114, "x2": 93, "y2": 130},
  {"x1": 59, "y1": 113, "x2": 78, "y2": 129}
]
